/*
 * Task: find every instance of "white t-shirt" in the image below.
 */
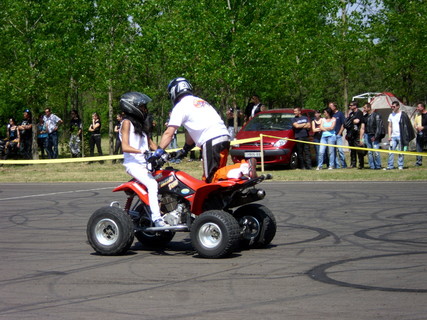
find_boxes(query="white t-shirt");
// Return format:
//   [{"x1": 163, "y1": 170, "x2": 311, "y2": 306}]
[
  {"x1": 43, "y1": 114, "x2": 62, "y2": 133},
  {"x1": 119, "y1": 121, "x2": 148, "y2": 165},
  {"x1": 388, "y1": 111, "x2": 402, "y2": 138},
  {"x1": 168, "y1": 95, "x2": 229, "y2": 147}
]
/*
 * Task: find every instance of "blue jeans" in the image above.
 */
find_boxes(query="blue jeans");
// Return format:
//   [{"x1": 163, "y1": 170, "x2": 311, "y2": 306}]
[
  {"x1": 334, "y1": 134, "x2": 347, "y2": 168},
  {"x1": 318, "y1": 135, "x2": 336, "y2": 168},
  {"x1": 47, "y1": 131, "x2": 59, "y2": 159},
  {"x1": 387, "y1": 136, "x2": 404, "y2": 169},
  {"x1": 365, "y1": 133, "x2": 382, "y2": 169}
]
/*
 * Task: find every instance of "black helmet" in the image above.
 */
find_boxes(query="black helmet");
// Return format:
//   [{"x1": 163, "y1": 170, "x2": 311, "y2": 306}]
[
  {"x1": 119, "y1": 92, "x2": 152, "y2": 121},
  {"x1": 167, "y1": 77, "x2": 193, "y2": 105}
]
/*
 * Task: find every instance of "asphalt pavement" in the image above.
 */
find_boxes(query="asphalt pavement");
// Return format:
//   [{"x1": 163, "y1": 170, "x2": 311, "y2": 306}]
[{"x1": 0, "y1": 181, "x2": 426, "y2": 320}]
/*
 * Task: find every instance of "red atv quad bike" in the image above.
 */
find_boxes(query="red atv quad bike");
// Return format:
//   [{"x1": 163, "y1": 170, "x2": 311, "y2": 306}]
[{"x1": 86, "y1": 157, "x2": 276, "y2": 259}]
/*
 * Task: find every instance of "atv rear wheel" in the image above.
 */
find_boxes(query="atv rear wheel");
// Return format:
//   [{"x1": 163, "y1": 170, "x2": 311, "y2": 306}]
[
  {"x1": 234, "y1": 204, "x2": 276, "y2": 249},
  {"x1": 87, "y1": 206, "x2": 134, "y2": 255},
  {"x1": 191, "y1": 210, "x2": 240, "y2": 258}
]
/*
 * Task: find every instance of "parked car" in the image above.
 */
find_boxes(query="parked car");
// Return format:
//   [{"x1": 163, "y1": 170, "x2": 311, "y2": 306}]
[{"x1": 230, "y1": 109, "x2": 317, "y2": 168}]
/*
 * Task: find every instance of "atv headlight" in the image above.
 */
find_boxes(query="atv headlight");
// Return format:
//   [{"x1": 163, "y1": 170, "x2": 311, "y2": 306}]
[{"x1": 273, "y1": 139, "x2": 286, "y2": 147}]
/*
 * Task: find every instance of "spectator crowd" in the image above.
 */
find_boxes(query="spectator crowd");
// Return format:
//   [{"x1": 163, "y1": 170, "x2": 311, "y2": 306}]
[{"x1": 1, "y1": 99, "x2": 426, "y2": 171}]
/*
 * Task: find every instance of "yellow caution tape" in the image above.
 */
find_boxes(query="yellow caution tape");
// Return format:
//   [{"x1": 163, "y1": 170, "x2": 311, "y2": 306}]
[
  {"x1": 261, "y1": 134, "x2": 426, "y2": 157},
  {"x1": 0, "y1": 134, "x2": 424, "y2": 165}
]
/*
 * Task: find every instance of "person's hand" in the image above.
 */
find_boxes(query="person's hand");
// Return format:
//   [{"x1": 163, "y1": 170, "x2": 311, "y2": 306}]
[
  {"x1": 171, "y1": 143, "x2": 195, "y2": 160},
  {"x1": 146, "y1": 148, "x2": 167, "y2": 172}
]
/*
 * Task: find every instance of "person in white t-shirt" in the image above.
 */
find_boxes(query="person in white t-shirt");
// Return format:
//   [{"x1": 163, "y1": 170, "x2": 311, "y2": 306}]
[
  {"x1": 384, "y1": 101, "x2": 415, "y2": 170},
  {"x1": 153, "y1": 77, "x2": 231, "y2": 182},
  {"x1": 119, "y1": 92, "x2": 166, "y2": 227}
]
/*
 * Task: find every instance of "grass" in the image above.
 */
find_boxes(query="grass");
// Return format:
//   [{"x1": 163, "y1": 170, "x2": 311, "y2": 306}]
[
  {"x1": 1, "y1": 155, "x2": 427, "y2": 183},
  {"x1": 1, "y1": 134, "x2": 426, "y2": 182}
]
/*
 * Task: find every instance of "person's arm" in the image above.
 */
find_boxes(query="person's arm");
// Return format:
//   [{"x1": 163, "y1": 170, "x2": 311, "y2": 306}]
[
  {"x1": 312, "y1": 120, "x2": 320, "y2": 133},
  {"x1": 184, "y1": 131, "x2": 195, "y2": 146},
  {"x1": 55, "y1": 118, "x2": 63, "y2": 131},
  {"x1": 159, "y1": 126, "x2": 179, "y2": 150},
  {"x1": 148, "y1": 137, "x2": 157, "y2": 151},
  {"x1": 388, "y1": 121, "x2": 392, "y2": 140},
  {"x1": 359, "y1": 122, "x2": 365, "y2": 144},
  {"x1": 330, "y1": 118, "x2": 336, "y2": 131},
  {"x1": 319, "y1": 119, "x2": 326, "y2": 131},
  {"x1": 120, "y1": 120, "x2": 144, "y2": 154}
]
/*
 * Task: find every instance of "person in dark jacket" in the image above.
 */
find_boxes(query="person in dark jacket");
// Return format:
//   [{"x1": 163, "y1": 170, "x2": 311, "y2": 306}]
[
  {"x1": 384, "y1": 101, "x2": 415, "y2": 170},
  {"x1": 414, "y1": 102, "x2": 427, "y2": 166},
  {"x1": 360, "y1": 103, "x2": 385, "y2": 169},
  {"x1": 345, "y1": 101, "x2": 365, "y2": 169}
]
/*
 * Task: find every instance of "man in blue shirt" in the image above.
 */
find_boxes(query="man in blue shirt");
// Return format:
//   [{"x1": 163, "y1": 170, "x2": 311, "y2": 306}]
[{"x1": 329, "y1": 102, "x2": 347, "y2": 168}]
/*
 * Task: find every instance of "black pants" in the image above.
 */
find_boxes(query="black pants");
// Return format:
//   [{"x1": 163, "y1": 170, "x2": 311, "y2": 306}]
[
  {"x1": 296, "y1": 137, "x2": 312, "y2": 169},
  {"x1": 20, "y1": 137, "x2": 32, "y2": 159},
  {"x1": 348, "y1": 138, "x2": 365, "y2": 168},
  {"x1": 201, "y1": 136, "x2": 230, "y2": 183},
  {"x1": 89, "y1": 134, "x2": 103, "y2": 157}
]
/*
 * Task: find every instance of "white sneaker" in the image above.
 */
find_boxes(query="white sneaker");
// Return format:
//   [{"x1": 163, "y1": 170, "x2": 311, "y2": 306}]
[{"x1": 154, "y1": 219, "x2": 167, "y2": 227}]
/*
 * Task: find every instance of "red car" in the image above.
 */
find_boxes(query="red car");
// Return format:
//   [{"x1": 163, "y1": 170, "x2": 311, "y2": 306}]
[{"x1": 230, "y1": 109, "x2": 316, "y2": 168}]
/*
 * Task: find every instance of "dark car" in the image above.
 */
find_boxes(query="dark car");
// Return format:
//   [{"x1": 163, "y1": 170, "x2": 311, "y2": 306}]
[{"x1": 230, "y1": 109, "x2": 316, "y2": 168}]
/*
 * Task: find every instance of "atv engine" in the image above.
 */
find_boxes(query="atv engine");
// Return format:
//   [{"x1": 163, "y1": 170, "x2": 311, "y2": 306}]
[{"x1": 160, "y1": 194, "x2": 187, "y2": 226}]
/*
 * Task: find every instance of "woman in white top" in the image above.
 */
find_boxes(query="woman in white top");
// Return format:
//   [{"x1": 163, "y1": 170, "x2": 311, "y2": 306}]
[{"x1": 119, "y1": 92, "x2": 166, "y2": 227}]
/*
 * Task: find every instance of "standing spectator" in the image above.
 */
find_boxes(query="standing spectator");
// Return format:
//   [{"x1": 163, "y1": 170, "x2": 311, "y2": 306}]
[
  {"x1": 69, "y1": 110, "x2": 82, "y2": 157},
  {"x1": 316, "y1": 108, "x2": 336, "y2": 170},
  {"x1": 384, "y1": 101, "x2": 415, "y2": 170},
  {"x1": 37, "y1": 115, "x2": 48, "y2": 159},
  {"x1": 244, "y1": 95, "x2": 266, "y2": 123},
  {"x1": 414, "y1": 102, "x2": 427, "y2": 166},
  {"x1": 311, "y1": 110, "x2": 323, "y2": 166},
  {"x1": 292, "y1": 107, "x2": 312, "y2": 170},
  {"x1": 345, "y1": 101, "x2": 365, "y2": 169},
  {"x1": 4, "y1": 118, "x2": 20, "y2": 159},
  {"x1": 329, "y1": 102, "x2": 347, "y2": 168},
  {"x1": 43, "y1": 108, "x2": 63, "y2": 159},
  {"x1": 113, "y1": 113, "x2": 123, "y2": 163},
  {"x1": 226, "y1": 107, "x2": 243, "y2": 140},
  {"x1": 360, "y1": 103, "x2": 384, "y2": 169},
  {"x1": 88, "y1": 112, "x2": 103, "y2": 158},
  {"x1": 18, "y1": 109, "x2": 33, "y2": 159}
]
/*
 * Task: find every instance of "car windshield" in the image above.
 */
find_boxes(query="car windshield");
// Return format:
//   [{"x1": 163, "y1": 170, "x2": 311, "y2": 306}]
[{"x1": 243, "y1": 113, "x2": 294, "y2": 131}]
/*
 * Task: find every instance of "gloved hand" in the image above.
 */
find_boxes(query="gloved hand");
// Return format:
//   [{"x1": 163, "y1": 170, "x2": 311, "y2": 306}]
[
  {"x1": 173, "y1": 143, "x2": 195, "y2": 160},
  {"x1": 147, "y1": 148, "x2": 167, "y2": 172}
]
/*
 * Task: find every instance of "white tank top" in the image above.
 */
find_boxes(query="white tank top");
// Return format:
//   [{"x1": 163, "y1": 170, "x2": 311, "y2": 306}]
[{"x1": 119, "y1": 120, "x2": 148, "y2": 165}]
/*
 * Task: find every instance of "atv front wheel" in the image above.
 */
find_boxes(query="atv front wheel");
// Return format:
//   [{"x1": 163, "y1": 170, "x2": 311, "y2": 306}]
[
  {"x1": 234, "y1": 204, "x2": 276, "y2": 248},
  {"x1": 87, "y1": 206, "x2": 134, "y2": 255},
  {"x1": 191, "y1": 210, "x2": 240, "y2": 258}
]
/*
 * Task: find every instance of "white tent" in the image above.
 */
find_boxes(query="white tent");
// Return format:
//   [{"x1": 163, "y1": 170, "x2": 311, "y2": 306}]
[{"x1": 352, "y1": 92, "x2": 417, "y2": 148}]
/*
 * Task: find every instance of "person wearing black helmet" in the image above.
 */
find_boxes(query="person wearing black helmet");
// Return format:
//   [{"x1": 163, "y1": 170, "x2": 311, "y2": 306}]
[
  {"x1": 119, "y1": 91, "x2": 166, "y2": 227},
  {"x1": 154, "y1": 77, "x2": 231, "y2": 183}
]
